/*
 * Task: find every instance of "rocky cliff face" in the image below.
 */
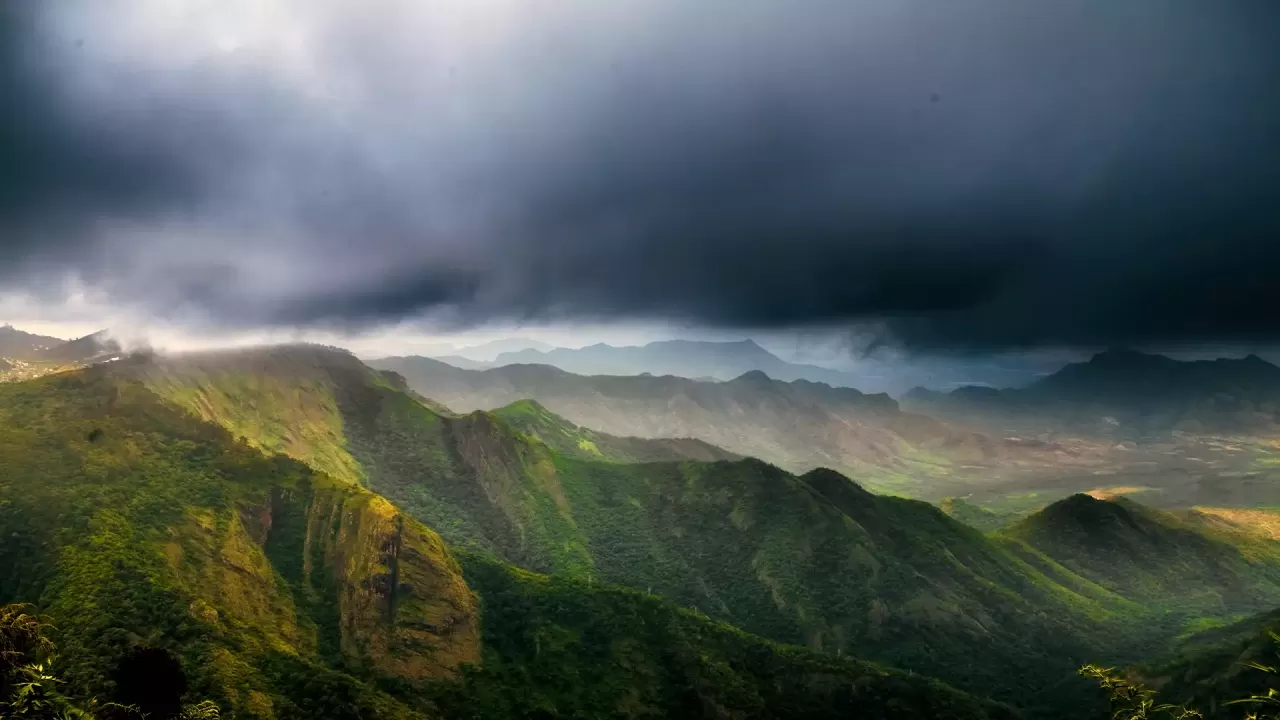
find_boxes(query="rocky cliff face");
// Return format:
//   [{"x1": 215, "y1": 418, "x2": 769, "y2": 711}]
[{"x1": 295, "y1": 488, "x2": 480, "y2": 679}]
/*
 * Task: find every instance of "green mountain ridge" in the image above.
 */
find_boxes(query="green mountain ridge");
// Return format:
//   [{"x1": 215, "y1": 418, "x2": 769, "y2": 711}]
[
  {"x1": 0, "y1": 354, "x2": 1018, "y2": 720},
  {"x1": 367, "y1": 355, "x2": 1080, "y2": 498},
  {"x1": 9, "y1": 344, "x2": 1278, "y2": 718},
  {"x1": 128, "y1": 345, "x2": 1215, "y2": 714},
  {"x1": 0, "y1": 365, "x2": 482, "y2": 719},
  {"x1": 1000, "y1": 494, "x2": 1280, "y2": 618},
  {"x1": 940, "y1": 497, "x2": 1015, "y2": 532},
  {"x1": 492, "y1": 398, "x2": 740, "y2": 464}
]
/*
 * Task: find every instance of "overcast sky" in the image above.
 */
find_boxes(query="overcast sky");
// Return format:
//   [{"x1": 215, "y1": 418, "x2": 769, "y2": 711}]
[{"x1": 3, "y1": 1, "x2": 1279, "y2": 355}]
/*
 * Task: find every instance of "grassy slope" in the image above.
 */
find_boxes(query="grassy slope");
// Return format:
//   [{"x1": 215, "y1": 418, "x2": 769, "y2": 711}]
[
  {"x1": 0, "y1": 359, "x2": 1016, "y2": 720},
  {"x1": 940, "y1": 497, "x2": 1015, "y2": 532},
  {"x1": 1000, "y1": 495, "x2": 1280, "y2": 619},
  {"x1": 492, "y1": 398, "x2": 740, "y2": 464},
  {"x1": 439, "y1": 552, "x2": 1019, "y2": 720},
  {"x1": 136, "y1": 347, "x2": 1140, "y2": 713},
  {"x1": 1138, "y1": 607, "x2": 1280, "y2": 717},
  {"x1": 0, "y1": 365, "x2": 480, "y2": 720}
]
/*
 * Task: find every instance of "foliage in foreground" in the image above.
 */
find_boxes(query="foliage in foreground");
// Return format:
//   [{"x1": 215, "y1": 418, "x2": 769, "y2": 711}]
[
  {"x1": 1, "y1": 604, "x2": 218, "y2": 720},
  {"x1": 1082, "y1": 633, "x2": 1280, "y2": 720}
]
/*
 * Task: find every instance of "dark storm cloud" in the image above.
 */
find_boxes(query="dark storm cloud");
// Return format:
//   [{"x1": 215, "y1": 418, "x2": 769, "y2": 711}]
[
  {"x1": 0, "y1": 6, "x2": 198, "y2": 256},
  {"x1": 2, "y1": 0, "x2": 1279, "y2": 350}
]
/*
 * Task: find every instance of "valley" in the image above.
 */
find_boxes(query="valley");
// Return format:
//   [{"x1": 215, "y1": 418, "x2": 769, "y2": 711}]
[{"x1": 371, "y1": 352, "x2": 1280, "y2": 517}]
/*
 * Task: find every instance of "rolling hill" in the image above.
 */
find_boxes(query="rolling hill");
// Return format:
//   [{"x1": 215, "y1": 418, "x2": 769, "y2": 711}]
[
  {"x1": 0, "y1": 356, "x2": 1019, "y2": 720},
  {"x1": 492, "y1": 398, "x2": 739, "y2": 463},
  {"x1": 999, "y1": 494, "x2": 1280, "y2": 619},
  {"x1": 366, "y1": 355, "x2": 1102, "y2": 498}
]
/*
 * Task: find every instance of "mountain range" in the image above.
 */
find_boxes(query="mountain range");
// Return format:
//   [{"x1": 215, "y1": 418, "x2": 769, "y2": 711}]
[
  {"x1": 904, "y1": 348, "x2": 1280, "y2": 438},
  {"x1": 1, "y1": 348, "x2": 1019, "y2": 720},
  {"x1": 369, "y1": 355, "x2": 1111, "y2": 498},
  {"x1": 2, "y1": 334, "x2": 1280, "y2": 718},
  {"x1": 408, "y1": 337, "x2": 556, "y2": 365},
  {"x1": 420, "y1": 338, "x2": 1058, "y2": 396},
  {"x1": 123, "y1": 347, "x2": 1280, "y2": 709}
]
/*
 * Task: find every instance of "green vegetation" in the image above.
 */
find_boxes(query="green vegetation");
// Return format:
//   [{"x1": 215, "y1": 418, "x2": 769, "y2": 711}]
[
  {"x1": 1, "y1": 604, "x2": 220, "y2": 719},
  {"x1": 940, "y1": 497, "x2": 1015, "y2": 531},
  {"x1": 0, "y1": 354, "x2": 1018, "y2": 719},
  {"x1": 134, "y1": 345, "x2": 1280, "y2": 716},
  {"x1": 1082, "y1": 633, "x2": 1280, "y2": 719},
  {"x1": 1133, "y1": 609, "x2": 1280, "y2": 716},
  {"x1": 493, "y1": 398, "x2": 738, "y2": 464},
  {"x1": 999, "y1": 495, "x2": 1280, "y2": 620},
  {"x1": 0, "y1": 365, "x2": 478, "y2": 719},
  {"x1": 368, "y1": 354, "x2": 1031, "y2": 498},
  {"x1": 431, "y1": 553, "x2": 1019, "y2": 720},
  {"x1": 131, "y1": 347, "x2": 1123, "y2": 712},
  {"x1": 6, "y1": 344, "x2": 1272, "y2": 719}
]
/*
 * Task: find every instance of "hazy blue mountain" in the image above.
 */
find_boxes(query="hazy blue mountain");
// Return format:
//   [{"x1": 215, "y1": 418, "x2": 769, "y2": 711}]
[
  {"x1": 366, "y1": 355, "x2": 1084, "y2": 498},
  {"x1": 430, "y1": 354, "x2": 496, "y2": 370},
  {"x1": 402, "y1": 338, "x2": 555, "y2": 366},
  {"x1": 447, "y1": 337, "x2": 556, "y2": 362},
  {"x1": 904, "y1": 348, "x2": 1280, "y2": 437},
  {"x1": 490, "y1": 339, "x2": 878, "y2": 388},
  {"x1": 487, "y1": 339, "x2": 1059, "y2": 395}
]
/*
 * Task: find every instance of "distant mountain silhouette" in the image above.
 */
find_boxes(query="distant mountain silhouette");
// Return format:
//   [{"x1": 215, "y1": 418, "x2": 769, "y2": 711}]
[
  {"x1": 479, "y1": 339, "x2": 1058, "y2": 395},
  {"x1": 489, "y1": 339, "x2": 863, "y2": 385},
  {"x1": 0, "y1": 324, "x2": 64, "y2": 359},
  {"x1": 431, "y1": 354, "x2": 495, "y2": 370},
  {"x1": 32, "y1": 329, "x2": 122, "y2": 364},
  {"x1": 447, "y1": 337, "x2": 556, "y2": 362},
  {"x1": 368, "y1": 355, "x2": 1078, "y2": 497},
  {"x1": 905, "y1": 348, "x2": 1280, "y2": 436}
]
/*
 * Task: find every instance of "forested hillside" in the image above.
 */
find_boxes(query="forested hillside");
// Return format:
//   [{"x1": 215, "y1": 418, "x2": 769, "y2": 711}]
[
  {"x1": 0, "y1": 358, "x2": 1017, "y2": 720},
  {"x1": 5, "y1": 346, "x2": 1280, "y2": 718},
  {"x1": 123, "y1": 345, "x2": 1280, "y2": 717}
]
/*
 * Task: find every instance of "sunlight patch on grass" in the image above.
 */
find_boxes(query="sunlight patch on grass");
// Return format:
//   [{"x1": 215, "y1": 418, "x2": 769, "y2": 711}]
[{"x1": 1085, "y1": 486, "x2": 1152, "y2": 500}]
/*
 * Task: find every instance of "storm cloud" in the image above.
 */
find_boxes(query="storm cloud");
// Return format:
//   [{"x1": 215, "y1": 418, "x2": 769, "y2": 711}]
[{"x1": 2, "y1": 0, "x2": 1279, "y2": 350}]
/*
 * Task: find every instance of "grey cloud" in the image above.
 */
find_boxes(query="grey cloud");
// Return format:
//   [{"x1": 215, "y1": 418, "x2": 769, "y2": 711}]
[{"x1": 1, "y1": 0, "x2": 1279, "y2": 350}]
